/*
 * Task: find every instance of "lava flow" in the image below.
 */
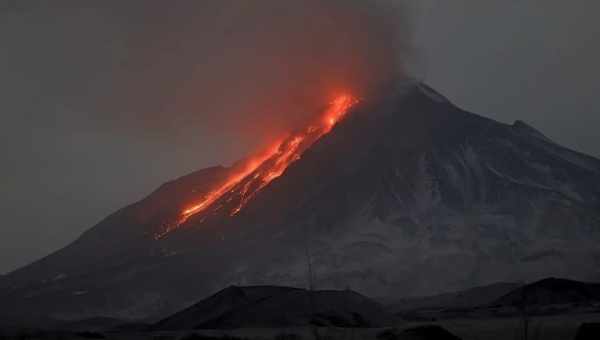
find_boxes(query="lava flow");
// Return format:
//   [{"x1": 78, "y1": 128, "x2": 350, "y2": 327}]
[{"x1": 155, "y1": 94, "x2": 357, "y2": 239}]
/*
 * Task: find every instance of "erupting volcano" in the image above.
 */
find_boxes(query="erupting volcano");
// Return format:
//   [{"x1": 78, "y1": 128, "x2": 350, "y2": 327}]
[
  {"x1": 5, "y1": 83, "x2": 600, "y2": 321},
  {"x1": 155, "y1": 94, "x2": 358, "y2": 239}
]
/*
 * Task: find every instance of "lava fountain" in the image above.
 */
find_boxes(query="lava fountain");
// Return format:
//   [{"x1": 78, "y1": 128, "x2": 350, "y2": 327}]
[{"x1": 155, "y1": 94, "x2": 358, "y2": 239}]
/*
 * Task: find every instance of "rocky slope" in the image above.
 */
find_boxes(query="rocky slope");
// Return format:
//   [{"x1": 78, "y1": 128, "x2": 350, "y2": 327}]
[{"x1": 2, "y1": 82, "x2": 600, "y2": 320}]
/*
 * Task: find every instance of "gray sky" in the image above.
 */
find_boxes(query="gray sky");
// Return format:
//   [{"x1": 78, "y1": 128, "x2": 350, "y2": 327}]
[{"x1": 1, "y1": 1, "x2": 599, "y2": 274}]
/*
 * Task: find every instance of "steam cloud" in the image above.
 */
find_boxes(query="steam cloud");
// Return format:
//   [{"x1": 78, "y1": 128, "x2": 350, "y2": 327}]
[{"x1": 100, "y1": 0, "x2": 413, "y2": 152}]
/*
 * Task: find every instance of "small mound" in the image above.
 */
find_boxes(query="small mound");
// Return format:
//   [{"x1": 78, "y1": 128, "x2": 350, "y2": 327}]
[
  {"x1": 154, "y1": 286, "x2": 393, "y2": 330},
  {"x1": 493, "y1": 278, "x2": 600, "y2": 307}
]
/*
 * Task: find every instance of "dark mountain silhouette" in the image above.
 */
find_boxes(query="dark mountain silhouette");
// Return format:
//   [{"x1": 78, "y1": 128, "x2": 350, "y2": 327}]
[
  {"x1": 154, "y1": 285, "x2": 392, "y2": 329},
  {"x1": 2, "y1": 81, "x2": 600, "y2": 320},
  {"x1": 386, "y1": 281, "x2": 521, "y2": 313},
  {"x1": 492, "y1": 278, "x2": 600, "y2": 307}
]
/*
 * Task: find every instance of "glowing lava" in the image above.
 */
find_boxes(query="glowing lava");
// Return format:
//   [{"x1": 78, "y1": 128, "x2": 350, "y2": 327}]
[{"x1": 156, "y1": 94, "x2": 357, "y2": 239}]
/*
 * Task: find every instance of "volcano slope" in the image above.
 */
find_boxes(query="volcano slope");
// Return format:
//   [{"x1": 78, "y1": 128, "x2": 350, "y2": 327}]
[{"x1": 2, "y1": 82, "x2": 600, "y2": 320}]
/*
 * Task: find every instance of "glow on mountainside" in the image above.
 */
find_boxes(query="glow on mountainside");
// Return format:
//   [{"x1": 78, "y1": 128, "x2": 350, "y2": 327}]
[{"x1": 155, "y1": 94, "x2": 357, "y2": 239}]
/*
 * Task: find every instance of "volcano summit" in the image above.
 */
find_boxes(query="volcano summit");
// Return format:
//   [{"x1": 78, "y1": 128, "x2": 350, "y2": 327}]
[{"x1": 2, "y1": 82, "x2": 600, "y2": 320}]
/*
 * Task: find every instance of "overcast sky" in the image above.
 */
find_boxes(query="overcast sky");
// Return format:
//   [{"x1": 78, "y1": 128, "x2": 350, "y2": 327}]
[{"x1": 1, "y1": 1, "x2": 599, "y2": 274}]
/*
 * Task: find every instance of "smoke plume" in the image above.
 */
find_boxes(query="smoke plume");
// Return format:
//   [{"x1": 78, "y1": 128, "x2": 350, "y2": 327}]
[{"x1": 98, "y1": 0, "x2": 413, "y2": 153}]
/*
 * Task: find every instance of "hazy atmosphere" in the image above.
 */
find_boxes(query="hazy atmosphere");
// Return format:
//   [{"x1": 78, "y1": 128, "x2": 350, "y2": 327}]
[{"x1": 1, "y1": 0, "x2": 599, "y2": 275}]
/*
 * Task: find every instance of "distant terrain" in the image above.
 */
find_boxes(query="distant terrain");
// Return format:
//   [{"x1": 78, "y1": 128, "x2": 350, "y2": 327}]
[{"x1": 2, "y1": 278, "x2": 600, "y2": 339}]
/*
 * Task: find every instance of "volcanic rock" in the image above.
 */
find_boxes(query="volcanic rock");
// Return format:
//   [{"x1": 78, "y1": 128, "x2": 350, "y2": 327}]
[{"x1": 2, "y1": 81, "x2": 600, "y2": 319}]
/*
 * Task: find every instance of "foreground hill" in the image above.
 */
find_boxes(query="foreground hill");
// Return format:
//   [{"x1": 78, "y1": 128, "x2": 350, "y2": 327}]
[
  {"x1": 2, "y1": 81, "x2": 600, "y2": 320},
  {"x1": 387, "y1": 281, "x2": 521, "y2": 314},
  {"x1": 493, "y1": 278, "x2": 600, "y2": 307},
  {"x1": 154, "y1": 286, "x2": 393, "y2": 330},
  {"x1": 386, "y1": 278, "x2": 600, "y2": 321}
]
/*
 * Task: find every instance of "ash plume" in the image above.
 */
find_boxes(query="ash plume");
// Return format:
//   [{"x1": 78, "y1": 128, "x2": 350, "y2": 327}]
[{"x1": 99, "y1": 0, "x2": 413, "y2": 151}]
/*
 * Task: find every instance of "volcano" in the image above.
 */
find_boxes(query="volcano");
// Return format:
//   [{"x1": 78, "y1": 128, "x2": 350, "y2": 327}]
[{"x1": 2, "y1": 81, "x2": 600, "y2": 320}]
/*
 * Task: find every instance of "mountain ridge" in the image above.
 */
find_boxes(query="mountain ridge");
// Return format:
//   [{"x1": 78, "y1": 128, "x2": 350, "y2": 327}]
[{"x1": 3, "y1": 82, "x2": 600, "y2": 320}]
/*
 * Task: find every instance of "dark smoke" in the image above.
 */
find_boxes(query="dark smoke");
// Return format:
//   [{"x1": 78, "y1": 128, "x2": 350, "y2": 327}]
[{"x1": 94, "y1": 0, "x2": 413, "y2": 150}]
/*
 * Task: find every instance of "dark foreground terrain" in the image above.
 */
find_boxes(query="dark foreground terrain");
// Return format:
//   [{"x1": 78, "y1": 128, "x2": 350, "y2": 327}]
[
  {"x1": 2, "y1": 315, "x2": 600, "y2": 340},
  {"x1": 3, "y1": 278, "x2": 600, "y2": 340}
]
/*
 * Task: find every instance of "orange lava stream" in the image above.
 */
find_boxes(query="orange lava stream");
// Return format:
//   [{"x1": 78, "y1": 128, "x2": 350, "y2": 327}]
[{"x1": 156, "y1": 94, "x2": 357, "y2": 239}]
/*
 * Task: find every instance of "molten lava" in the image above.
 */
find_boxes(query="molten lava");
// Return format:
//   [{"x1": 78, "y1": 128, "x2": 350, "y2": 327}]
[{"x1": 155, "y1": 94, "x2": 357, "y2": 239}]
